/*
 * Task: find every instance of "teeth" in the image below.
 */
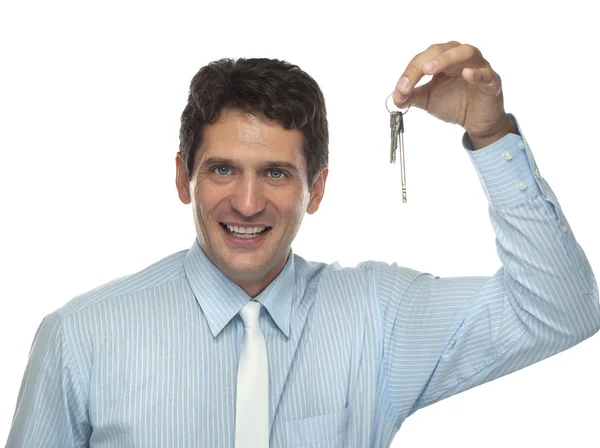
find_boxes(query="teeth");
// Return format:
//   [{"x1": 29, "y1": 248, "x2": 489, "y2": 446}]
[{"x1": 226, "y1": 225, "x2": 266, "y2": 234}]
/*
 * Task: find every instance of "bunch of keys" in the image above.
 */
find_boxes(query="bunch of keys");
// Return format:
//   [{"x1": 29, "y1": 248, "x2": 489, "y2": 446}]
[{"x1": 386, "y1": 92, "x2": 411, "y2": 203}]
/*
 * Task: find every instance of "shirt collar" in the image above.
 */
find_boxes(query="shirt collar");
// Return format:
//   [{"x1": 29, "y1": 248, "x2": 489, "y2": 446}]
[{"x1": 183, "y1": 238, "x2": 295, "y2": 338}]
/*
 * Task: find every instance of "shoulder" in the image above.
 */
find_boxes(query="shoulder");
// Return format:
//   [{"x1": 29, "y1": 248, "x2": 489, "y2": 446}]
[
  {"x1": 295, "y1": 253, "x2": 424, "y2": 290},
  {"x1": 53, "y1": 247, "x2": 189, "y2": 319}
]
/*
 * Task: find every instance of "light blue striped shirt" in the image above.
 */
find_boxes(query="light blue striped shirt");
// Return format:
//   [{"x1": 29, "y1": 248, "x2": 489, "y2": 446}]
[{"x1": 6, "y1": 114, "x2": 600, "y2": 447}]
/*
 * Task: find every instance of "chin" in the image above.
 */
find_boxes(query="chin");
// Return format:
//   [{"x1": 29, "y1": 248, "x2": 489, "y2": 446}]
[{"x1": 217, "y1": 250, "x2": 270, "y2": 275}]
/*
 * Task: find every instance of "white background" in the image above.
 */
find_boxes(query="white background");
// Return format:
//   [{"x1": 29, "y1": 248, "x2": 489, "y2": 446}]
[{"x1": 1, "y1": 1, "x2": 598, "y2": 446}]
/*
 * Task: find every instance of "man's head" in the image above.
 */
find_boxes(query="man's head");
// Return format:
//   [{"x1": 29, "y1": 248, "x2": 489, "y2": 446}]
[{"x1": 175, "y1": 57, "x2": 329, "y2": 297}]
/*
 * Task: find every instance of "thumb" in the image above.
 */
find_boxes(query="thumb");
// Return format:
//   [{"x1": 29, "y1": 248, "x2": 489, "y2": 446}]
[{"x1": 392, "y1": 84, "x2": 428, "y2": 111}]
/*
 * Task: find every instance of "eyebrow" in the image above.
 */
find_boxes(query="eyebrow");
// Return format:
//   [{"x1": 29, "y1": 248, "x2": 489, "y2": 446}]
[{"x1": 200, "y1": 157, "x2": 301, "y2": 175}]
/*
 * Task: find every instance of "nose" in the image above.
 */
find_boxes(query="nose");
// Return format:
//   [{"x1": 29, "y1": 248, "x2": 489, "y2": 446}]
[{"x1": 230, "y1": 174, "x2": 266, "y2": 217}]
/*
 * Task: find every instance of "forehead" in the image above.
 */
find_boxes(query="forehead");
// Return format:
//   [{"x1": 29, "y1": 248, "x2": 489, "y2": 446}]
[{"x1": 198, "y1": 108, "x2": 305, "y2": 163}]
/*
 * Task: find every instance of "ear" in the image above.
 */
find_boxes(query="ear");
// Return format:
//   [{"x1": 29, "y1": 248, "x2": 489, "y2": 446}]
[
  {"x1": 175, "y1": 153, "x2": 191, "y2": 205},
  {"x1": 306, "y1": 168, "x2": 328, "y2": 214}
]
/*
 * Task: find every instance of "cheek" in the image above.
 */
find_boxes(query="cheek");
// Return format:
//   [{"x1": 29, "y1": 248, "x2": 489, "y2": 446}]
[
  {"x1": 192, "y1": 184, "x2": 221, "y2": 221},
  {"x1": 273, "y1": 188, "x2": 309, "y2": 224}
]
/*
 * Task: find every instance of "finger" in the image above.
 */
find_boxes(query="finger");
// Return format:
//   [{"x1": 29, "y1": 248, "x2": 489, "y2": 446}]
[
  {"x1": 462, "y1": 66, "x2": 503, "y2": 97},
  {"x1": 395, "y1": 41, "x2": 462, "y2": 97},
  {"x1": 421, "y1": 43, "x2": 488, "y2": 77}
]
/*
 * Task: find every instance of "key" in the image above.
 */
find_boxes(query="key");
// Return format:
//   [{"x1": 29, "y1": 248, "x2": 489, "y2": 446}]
[
  {"x1": 386, "y1": 92, "x2": 410, "y2": 203},
  {"x1": 397, "y1": 111, "x2": 407, "y2": 203},
  {"x1": 390, "y1": 112, "x2": 400, "y2": 164},
  {"x1": 389, "y1": 111, "x2": 407, "y2": 202}
]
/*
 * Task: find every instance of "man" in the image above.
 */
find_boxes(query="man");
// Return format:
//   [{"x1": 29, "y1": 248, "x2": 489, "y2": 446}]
[{"x1": 6, "y1": 41, "x2": 599, "y2": 447}]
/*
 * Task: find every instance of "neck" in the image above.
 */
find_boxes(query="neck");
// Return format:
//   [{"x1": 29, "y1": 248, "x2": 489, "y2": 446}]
[{"x1": 235, "y1": 259, "x2": 287, "y2": 297}]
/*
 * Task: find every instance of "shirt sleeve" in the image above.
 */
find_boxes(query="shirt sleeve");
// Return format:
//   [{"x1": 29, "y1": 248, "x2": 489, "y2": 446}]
[
  {"x1": 378, "y1": 113, "x2": 600, "y2": 427},
  {"x1": 5, "y1": 312, "x2": 91, "y2": 447}
]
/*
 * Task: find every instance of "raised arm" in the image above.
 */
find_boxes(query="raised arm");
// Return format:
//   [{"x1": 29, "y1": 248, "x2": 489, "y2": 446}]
[
  {"x1": 379, "y1": 41, "x2": 600, "y2": 426},
  {"x1": 379, "y1": 112, "x2": 599, "y2": 425}
]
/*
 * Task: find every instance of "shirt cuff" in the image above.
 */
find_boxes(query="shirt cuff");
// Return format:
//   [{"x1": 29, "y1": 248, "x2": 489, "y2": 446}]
[{"x1": 462, "y1": 113, "x2": 543, "y2": 210}]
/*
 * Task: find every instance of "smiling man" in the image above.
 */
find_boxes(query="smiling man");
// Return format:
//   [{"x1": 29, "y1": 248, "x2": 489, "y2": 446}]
[{"x1": 6, "y1": 42, "x2": 600, "y2": 447}]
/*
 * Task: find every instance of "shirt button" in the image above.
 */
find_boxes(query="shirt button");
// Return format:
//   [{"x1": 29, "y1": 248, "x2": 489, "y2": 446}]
[
  {"x1": 517, "y1": 180, "x2": 527, "y2": 191},
  {"x1": 534, "y1": 167, "x2": 541, "y2": 178},
  {"x1": 561, "y1": 223, "x2": 568, "y2": 233},
  {"x1": 519, "y1": 140, "x2": 525, "y2": 149},
  {"x1": 503, "y1": 150, "x2": 513, "y2": 160}
]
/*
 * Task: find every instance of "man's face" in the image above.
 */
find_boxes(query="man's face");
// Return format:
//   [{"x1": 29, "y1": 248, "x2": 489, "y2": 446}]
[{"x1": 176, "y1": 108, "x2": 327, "y2": 296}]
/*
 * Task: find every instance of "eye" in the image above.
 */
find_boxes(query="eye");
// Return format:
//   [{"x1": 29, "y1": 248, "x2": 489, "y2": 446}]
[
  {"x1": 268, "y1": 169, "x2": 286, "y2": 179},
  {"x1": 214, "y1": 166, "x2": 232, "y2": 176}
]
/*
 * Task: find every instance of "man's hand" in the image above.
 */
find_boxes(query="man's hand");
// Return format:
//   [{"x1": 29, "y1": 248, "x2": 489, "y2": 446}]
[{"x1": 393, "y1": 41, "x2": 515, "y2": 148}]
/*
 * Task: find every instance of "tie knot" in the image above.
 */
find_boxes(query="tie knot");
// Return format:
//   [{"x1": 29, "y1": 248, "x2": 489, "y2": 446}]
[{"x1": 239, "y1": 300, "x2": 261, "y2": 328}]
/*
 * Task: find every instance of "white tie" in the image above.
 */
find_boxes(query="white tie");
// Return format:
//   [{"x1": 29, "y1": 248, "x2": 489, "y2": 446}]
[{"x1": 235, "y1": 300, "x2": 269, "y2": 447}]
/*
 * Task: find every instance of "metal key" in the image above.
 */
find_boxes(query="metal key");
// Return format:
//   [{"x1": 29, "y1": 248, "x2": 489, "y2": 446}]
[
  {"x1": 389, "y1": 111, "x2": 407, "y2": 202},
  {"x1": 386, "y1": 92, "x2": 410, "y2": 203},
  {"x1": 390, "y1": 111, "x2": 400, "y2": 164}
]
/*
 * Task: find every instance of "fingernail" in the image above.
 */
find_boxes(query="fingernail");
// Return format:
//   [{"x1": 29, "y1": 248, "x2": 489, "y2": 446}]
[
  {"x1": 423, "y1": 60, "x2": 438, "y2": 73},
  {"x1": 397, "y1": 76, "x2": 410, "y2": 93}
]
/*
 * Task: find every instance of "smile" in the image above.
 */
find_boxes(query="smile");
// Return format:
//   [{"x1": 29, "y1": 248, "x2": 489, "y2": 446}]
[{"x1": 220, "y1": 223, "x2": 272, "y2": 239}]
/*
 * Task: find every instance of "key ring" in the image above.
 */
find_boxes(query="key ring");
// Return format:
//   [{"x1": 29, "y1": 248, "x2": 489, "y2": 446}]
[{"x1": 386, "y1": 92, "x2": 411, "y2": 115}]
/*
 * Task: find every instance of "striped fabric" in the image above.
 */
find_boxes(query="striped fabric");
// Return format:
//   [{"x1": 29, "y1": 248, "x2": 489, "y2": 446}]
[{"x1": 6, "y1": 113, "x2": 600, "y2": 447}]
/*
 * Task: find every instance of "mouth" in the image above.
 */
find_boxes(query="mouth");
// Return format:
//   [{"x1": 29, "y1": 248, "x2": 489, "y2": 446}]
[{"x1": 219, "y1": 222, "x2": 273, "y2": 241}]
